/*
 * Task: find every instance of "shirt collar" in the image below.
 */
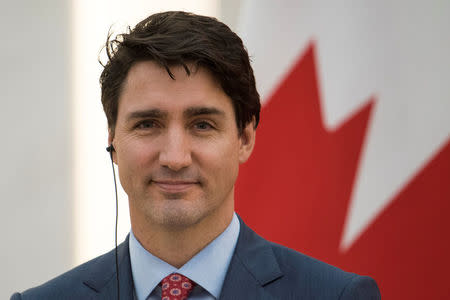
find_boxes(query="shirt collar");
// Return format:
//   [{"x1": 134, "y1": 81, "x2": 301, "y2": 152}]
[{"x1": 129, "y1": 213, "x2": 240, "y2": 300}]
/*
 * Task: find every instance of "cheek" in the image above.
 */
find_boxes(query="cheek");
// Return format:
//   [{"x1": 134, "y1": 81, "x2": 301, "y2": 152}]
[
  {"x1": 197, "y1": 138, "x2": 240, "y2": 179},
  {"x1": 117, "y1": 140, "x2": 152, "y2": 177}
]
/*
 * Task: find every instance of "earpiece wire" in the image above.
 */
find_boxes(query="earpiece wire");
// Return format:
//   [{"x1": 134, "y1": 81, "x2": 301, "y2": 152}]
[{"x1": 108, "y1": 149, "x2": 120, "y2": 300}]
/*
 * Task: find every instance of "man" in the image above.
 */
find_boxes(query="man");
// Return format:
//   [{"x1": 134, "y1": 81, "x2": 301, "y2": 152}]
[{"x1": 12, "y1": 11, "x2": 380, "y2": 299}]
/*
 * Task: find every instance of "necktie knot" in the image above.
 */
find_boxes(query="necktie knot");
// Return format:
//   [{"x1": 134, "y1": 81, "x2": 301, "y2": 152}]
[{"x1": 160, "y1": 273, "x2": 195, "y2": 300}]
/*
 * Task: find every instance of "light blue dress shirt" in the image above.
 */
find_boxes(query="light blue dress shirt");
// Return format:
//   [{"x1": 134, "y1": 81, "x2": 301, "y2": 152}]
[{"x1": 129, "y1": 213, "x2": 240, "y2": 300}]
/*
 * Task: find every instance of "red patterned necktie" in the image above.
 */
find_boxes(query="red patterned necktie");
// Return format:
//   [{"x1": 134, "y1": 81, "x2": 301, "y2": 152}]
[{"x1": 160, "y1": 273, "x2": 195, "y2": 300}]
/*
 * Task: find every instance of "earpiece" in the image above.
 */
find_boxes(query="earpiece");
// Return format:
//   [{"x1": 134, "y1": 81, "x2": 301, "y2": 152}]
[{"x1": 106, "y1": 143, "x2": 120, "y2": 299}]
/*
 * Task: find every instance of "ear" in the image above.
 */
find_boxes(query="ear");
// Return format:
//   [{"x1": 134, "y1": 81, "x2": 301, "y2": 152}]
[
  {"x1": 108, "y1": 129, "x2": 117, "y2": 164},
  {"x1": 238, "y1": 118, "x2": 256, "y2": 164}
]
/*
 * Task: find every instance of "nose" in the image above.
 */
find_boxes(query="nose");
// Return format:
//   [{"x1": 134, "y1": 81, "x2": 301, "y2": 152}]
[{"x1": 158, "y1": 126, "x2": 192, "y2": 171}]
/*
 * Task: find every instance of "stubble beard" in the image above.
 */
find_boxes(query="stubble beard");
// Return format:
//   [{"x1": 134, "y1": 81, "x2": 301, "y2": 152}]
[{"x1": 134, "y1": 189, "x2": 216, "y2": 231}]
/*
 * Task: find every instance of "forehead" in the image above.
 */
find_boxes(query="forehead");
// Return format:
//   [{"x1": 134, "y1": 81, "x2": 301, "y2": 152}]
[{"x1": 118, "y1": 61, "x2": 233, "y2": 117}]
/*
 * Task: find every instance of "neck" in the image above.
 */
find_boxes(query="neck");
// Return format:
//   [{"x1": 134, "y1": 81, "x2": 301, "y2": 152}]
[{"x1": 131, "y1": 203, "x2": 234, "y2": 268}]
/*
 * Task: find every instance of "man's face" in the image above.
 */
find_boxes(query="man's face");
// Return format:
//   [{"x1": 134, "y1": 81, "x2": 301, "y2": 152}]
[{"x1": 110, "y1": 61, "x2": 255, "y2": 230}]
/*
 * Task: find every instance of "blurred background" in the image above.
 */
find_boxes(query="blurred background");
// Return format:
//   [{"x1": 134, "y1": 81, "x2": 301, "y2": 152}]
[{"x1": 1, "y1": 0, "x2": 449, "y2": 299}]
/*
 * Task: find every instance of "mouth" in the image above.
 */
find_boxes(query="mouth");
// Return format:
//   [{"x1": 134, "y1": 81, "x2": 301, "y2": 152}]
[{"x1": 151, "y1": 180, "x2": 199, "y2": 193}]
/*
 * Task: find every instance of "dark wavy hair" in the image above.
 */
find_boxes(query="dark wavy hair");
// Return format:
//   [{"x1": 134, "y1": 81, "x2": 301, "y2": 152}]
[{"x1": 100, "y1": 11, "x2": 260, "y2": 137}]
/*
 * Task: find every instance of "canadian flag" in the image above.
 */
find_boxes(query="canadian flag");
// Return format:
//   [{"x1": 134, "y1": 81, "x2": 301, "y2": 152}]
[{"x1": 234, "y1": 1, "x2": 450, "y2": 299}]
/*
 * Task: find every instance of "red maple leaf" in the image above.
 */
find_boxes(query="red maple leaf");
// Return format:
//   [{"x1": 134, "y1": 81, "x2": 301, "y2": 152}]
[{"x1": 235, "y1": 43, "x2": 450, "y2": 299}]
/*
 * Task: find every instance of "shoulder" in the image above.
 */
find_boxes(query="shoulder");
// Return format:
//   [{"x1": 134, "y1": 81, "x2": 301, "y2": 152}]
[
  {"x1": 11, "y1": 247, "x2": 118, "y2": 300},
  {"x1": 235, "y1": 218, "x2": 380, "y2": 299},
  {"x1": 267, "y1": 241, "x2": 380, "y2": 299}
]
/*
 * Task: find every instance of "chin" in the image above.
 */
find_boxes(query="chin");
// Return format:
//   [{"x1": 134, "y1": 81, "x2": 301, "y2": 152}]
[{"x1": 148, "y1": 200, "x2": 209, "y2": 228}]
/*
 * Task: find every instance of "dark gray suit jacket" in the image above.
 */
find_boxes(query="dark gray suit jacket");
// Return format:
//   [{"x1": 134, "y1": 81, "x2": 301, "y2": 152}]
[{"x1": 12, "y1": 218, "x2": 380, "y2": 299}]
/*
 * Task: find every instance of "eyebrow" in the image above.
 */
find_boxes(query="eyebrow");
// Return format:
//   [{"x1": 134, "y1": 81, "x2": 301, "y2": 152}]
[
  {"x1": 125, "y1": 106, "x2": 225, "y2": 123},
  {"x1": 126, "y1": 109, "x2": 167, "y2": 122},
  {"x1": 183, "y1": 107, "x2": 225, "y2": 118}
]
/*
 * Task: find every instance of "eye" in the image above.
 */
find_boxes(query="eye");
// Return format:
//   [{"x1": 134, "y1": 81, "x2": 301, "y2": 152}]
[
  {"x1": 135, "y1": 120, "x2": 158, "y2": 129},
  {"x1": 193, "y1": 121, "x2": 214, "y2": 131}
]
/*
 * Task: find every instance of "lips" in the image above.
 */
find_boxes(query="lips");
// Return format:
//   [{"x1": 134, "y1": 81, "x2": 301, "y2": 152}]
[{"x1": 152, "y1": 180, "x2": 198, "y2": 193}]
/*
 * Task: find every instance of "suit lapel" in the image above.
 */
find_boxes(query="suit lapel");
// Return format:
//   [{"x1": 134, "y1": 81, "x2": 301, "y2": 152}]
[
  {"x1": 83, "y1": 236, "x2": 135, "y2": 299},
  {"x1": 219, "y1": 217, "x2": 283, "y2": 300}
]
